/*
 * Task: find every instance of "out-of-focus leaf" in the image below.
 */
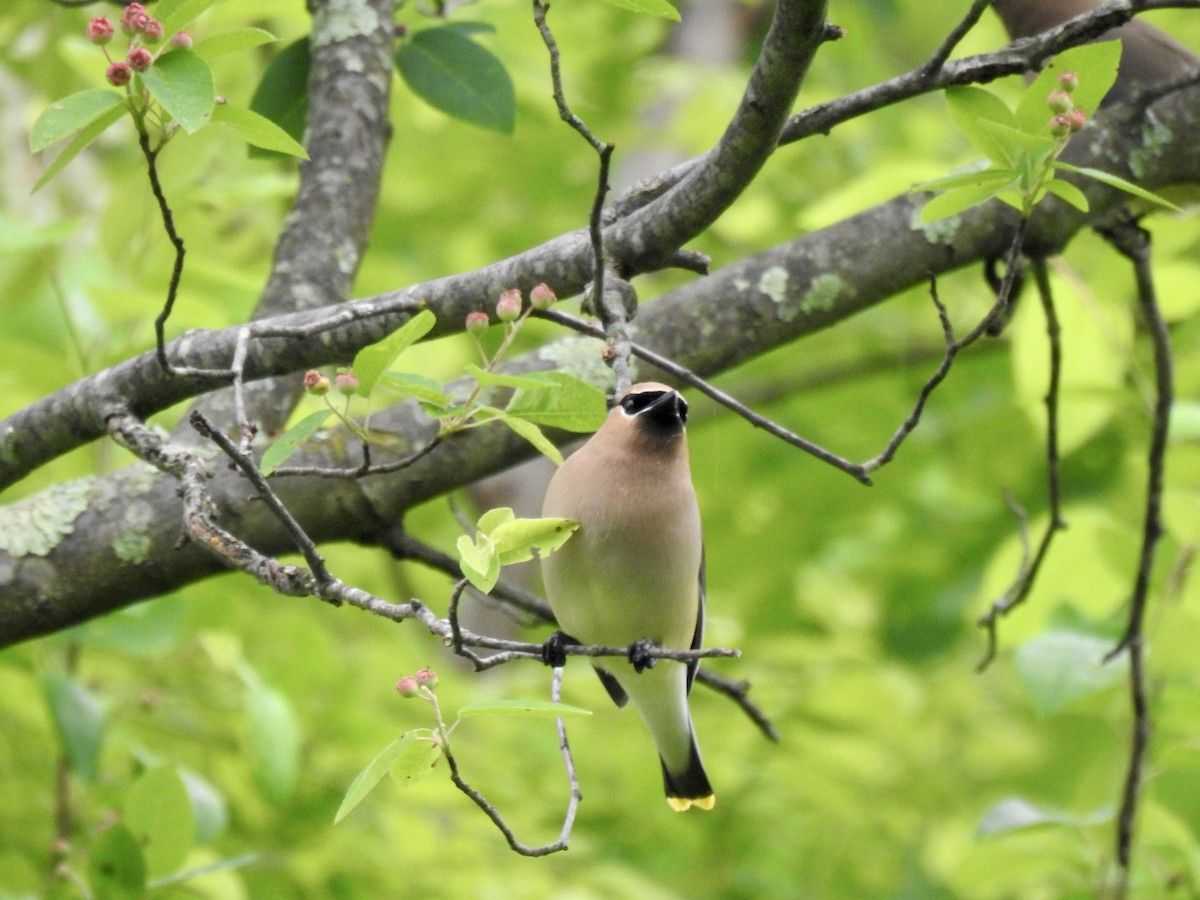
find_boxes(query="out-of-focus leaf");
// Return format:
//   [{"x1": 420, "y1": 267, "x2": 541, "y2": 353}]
[
  {"x1": 43, "y1": 673, "x2": 105, "y2": 782},
  {"x1": 458, "y1": 699, "x2": 592, "y2": 718},
  {"x1": 595, "y1": 0, "x2": 681, "y2": 20},
  {"x1": 124, "y1": 767, "x2": 195, "y2": 880},
  {"x1": 89, "y1": 823, "x2": 146, "y2": 900},
  {"x1": 247, "y1": 684, "x2": 300, "y2": 802},
  {"x1": 1014, "y1": 630, "x2": 1127, "y2": 716},
  {"x1": 32, "y1": 103, "x2": 128, "y2": 193},
  {"x1": 157, "y1": 0, "x2": 222, "y2": 41}
]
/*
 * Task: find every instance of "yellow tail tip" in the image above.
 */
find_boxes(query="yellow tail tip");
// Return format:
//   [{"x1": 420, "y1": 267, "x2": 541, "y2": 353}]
[{"x1": 667, "y1": 794, "x2": 716, "y2": 812}]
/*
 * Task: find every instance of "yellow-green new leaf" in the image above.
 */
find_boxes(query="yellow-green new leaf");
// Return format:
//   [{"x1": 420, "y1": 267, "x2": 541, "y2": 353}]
[{"x1": 211, "y1": 104, "x2": 308, "y2": 158}]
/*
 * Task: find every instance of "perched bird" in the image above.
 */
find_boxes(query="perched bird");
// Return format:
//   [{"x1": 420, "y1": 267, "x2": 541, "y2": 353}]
[
  {"x1": 992, "y1": 0, "x2": 1198, "y2": 104},
  {"x1": 540, "y1": 382, "x2": 714, "y2": 811}
]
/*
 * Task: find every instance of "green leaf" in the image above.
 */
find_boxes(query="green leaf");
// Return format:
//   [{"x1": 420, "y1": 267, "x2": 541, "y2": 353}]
[
  {"x1": 913, "y1": 167, "x2": 1012, "y2": 194},
  {"x1": 477, "y1": 507, "x2": 516, "y2": 533},
  {"x1": 157, "y1": 0, "x2": 222, "y2": 41},
  {"x1": 387, "y1": 732, "x2": 443, "y2": 788},
  {"x1": 249, "y1": 38, "x2": 310, "y2": 158},
  {"x1": 466, "y1": 366, "x2": 559, "y2": 391},
  {"x1": 979, "y1": 797, "x2": 1112, "y2": 837},
  {"x1": 458, "y1": 699, "x2": 593, "y2": 718},
  {"x1": 1015, "y1": 630, "x2": 1127, "y2": 717},
  {"x1": 335, "y1": 732, "x2": 440, "y2": 823},
  {"x1": 1053, "y1": 162, "x2": 1181, "y2": 211},
  {"x1": 1016, "y1": 40, "x2": 1122, "y2": 132},
  {"x1": 378, "y1": 372, "x2": 449, "y2": 406},
  {"x1": 489, "y1": 514, "x2": 579, "y2": 565},
  {"x1": 496, "y1": 413, "x2": 563, "y2": 464},
  {"x1": 88, "y1": 823, "x2": 146, "y2": 900},
  {"x1": 396, "y1": 27, "x2": 515, "y2": 134},
  {"x1": 1044, "y1": 178, "x2": 1090, "y2": 212},
  {"x1": 124, "y1": 767, "x2": 195, "y2": 880},
  {"x1": 140, "y1": 50, "x2": 216, "y2": 134},
  {"x1": 178, "y1": 769, "x2": 228, "y2": 844},
  {"x1": 977, "y1": 119, "x2": 1055, "y2": 154},
  {"x1": 456, "y1": 533, "x2": 500, "y2": 594},
  {"x1": 191, "y1": 27, "x2": 277, "y2": 61},
  {"x1": 30, "y1": 89, "x2": 125, "y2": 152},
  {"x1": 945, "y1": 86, "x2": 1020, "y2": 167},
  {"x1": 352, "y1": 309, "x2": 436, "y2": 396},
  {"x1": 211, "y1": 103, "x2": 308, "y2": 158},
  {"x1": 506, "y1": 372, "x2": 608, "y2": 432},
  {"x1": 260, "y1": 409, "x2": 333, "y2": 475},
  {"x1": 33, "y1": 102, "x2": 128, "y2": 193},
  {"x1": 43, "y1": 673, "x2": 105, "y2": 781},
  {"x1": 247, "y1": 684, "x2": 300, "y2": 802},
  {"x1": 595, "y1": 0, "x2": 681, "y2": 20},
  {"x1": 919, "y1": 175, "x2": 1017, "y2": 223}
]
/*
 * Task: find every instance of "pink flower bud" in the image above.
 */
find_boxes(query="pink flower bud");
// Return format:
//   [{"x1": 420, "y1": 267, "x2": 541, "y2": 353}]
[
  {"x1": 1067, "y1": 108, "x2": 1086, "y2": 132},
  {"x1": 303, "y1": 369, "x2": 331, "y2": 395},
  {"x1": 414, "y1": 668, "x2": 438, "y2": 688},
  {"x1": 396, "y1": 677, "x2": 419, "y2": 698},
  {"x1": 142, "y1": 18, "x2": 164, "y2": 43},
  {"x1": 465, "y1": 310, "x2": 490, "y2": 335},
  {"x1": 529, "y1": 283, "x2": 556, "y2": 310},
  {"x1": 120, "y1": 3, "x2": 147, "y2": 30},
  {"x1": 1046, "y1": 90, "x2": 1073, "y2": 115},
  {"x1": 86, "y1": 17, "x2": 114, "y2": 45},
  {"x1": 169, "y1": 31, "x2": 193, "y2": 49},
  {"x1": 1048, "y1": 114, "x2": 1071, "y2": 138},
  {"x1": 1057, "y1": 71, "x2": 1079, "y2": 93},
  {"x1": 335, "y1": 372, "x2": 359, "y2": 395},
  {"x1": 495, "y1": 288, "x2": 522, "y2": 323},
  {"x1": 127, "y1": 48, "x2": 153, "y2": 72},
  {"x1": 105, "y1": 61, "x2": 133, "y2": 87}
]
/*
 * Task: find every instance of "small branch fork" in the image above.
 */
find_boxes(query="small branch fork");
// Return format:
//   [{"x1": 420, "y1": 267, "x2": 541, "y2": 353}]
[{"x1": 1096, "y1": 215, "x2": 1173, "y2": 891}]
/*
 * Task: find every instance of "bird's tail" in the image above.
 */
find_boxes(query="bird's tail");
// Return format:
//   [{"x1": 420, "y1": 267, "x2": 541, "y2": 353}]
[{"x1": 662, "y1": 732, "x2": 715, "y2": 812}]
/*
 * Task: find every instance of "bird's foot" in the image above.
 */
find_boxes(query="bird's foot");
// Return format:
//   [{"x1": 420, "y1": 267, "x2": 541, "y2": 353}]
[
  {"x1": 627, "y1": 637, "x2": 658, "y2": 673},
  {"x1": 541, "y1": 631, "x2": 577, "y2": 668}
]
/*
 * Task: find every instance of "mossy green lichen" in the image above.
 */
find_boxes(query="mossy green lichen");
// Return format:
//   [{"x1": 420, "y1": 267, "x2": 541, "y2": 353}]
[
  {"x1": 912, "y1": 205, "x2": 961, "y2": 245},
  {"x1": 800, "y1": 274, "x2": 845, "y2": 315},
  {"x1": 0, "y1": 477, "x2": 94, "y2": 558},
  {"x1": 313, "y1": 0, "x2": 386, "y2": 47},
  {"x1": 538, "y1": 336, "x2": 624, "y2": 389},
  {"x1": 758, "y1": 265, "x2": 789, "y2": 306},
  {"x1": 111, "y1": 500, "x2": 154, "y2": 565},
  {"x1": 1130, "y1": 115, "x2": 1174, "y2": 180}
]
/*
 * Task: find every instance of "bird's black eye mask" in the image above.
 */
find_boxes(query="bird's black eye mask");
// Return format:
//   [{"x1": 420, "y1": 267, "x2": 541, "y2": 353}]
[{"x1": 620, "y1": 390, "x2": 688, "y2": 427}]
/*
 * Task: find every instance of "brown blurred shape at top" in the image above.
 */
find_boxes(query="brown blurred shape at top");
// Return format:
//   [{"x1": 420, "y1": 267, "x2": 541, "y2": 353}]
[{"x1": 992, "y1": 0, "x2": 1198, "y2": 103}]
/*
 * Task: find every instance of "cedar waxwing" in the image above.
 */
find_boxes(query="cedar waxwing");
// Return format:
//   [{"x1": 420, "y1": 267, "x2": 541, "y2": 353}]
[
  {"x1": 540, "y1": 382, "x2": 714, "y2": 811},
  {"x1": 992, "y1": 0, "x2": 1198, "y2": 103}
]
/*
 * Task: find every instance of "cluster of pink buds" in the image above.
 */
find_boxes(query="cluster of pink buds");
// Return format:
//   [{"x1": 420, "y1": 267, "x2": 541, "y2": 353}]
[
  {"x1": 395, "y1": 668, "x2": 439, "y2": 697},
  {"x1": 87, "y1": 4, "x2": 191, "y2": 88},
  {"x1": 1047, "y1": 72, "x2": 1087, "y2": 138}
]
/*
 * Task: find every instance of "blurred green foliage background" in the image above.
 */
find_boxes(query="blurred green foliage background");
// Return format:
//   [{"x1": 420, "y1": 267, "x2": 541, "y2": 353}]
[{"x1": 2, "y1": 0, "x2": 1199, "y2": 896}]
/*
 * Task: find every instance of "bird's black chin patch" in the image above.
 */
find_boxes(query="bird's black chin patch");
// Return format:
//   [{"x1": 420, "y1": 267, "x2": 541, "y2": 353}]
[{"x1": 624, "y1": 389, "x2": 686, "y2": 437}]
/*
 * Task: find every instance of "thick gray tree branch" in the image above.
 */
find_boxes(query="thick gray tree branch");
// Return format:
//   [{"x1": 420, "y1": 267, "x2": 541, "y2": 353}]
[{"x1": 1, "y1": 76, "x2": 1197, "y2": 646}]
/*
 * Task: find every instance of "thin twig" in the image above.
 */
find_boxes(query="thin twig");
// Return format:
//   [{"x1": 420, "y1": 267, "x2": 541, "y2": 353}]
[
  {"x1": 694, "y1": 668, "x2": 781, "y2": 742},
  {"x1": 976, "y1": 257, "x2": 1068, "y2": 669},
  {"x1": 1096, "y1": 216, "x2": 1173, "y2": 890},
  {"x1": 271, "y1": 435, "x2": 443, "y2": 479},
  {"x1": 534, "y1": 308, "x2": 873, "y2": 484},
  {"x1": 136, "y1": 132, "x2": 187, "y2": 376},
  {"x1": 922, "y1": 0, "x2": 994, "y2": 75}
]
